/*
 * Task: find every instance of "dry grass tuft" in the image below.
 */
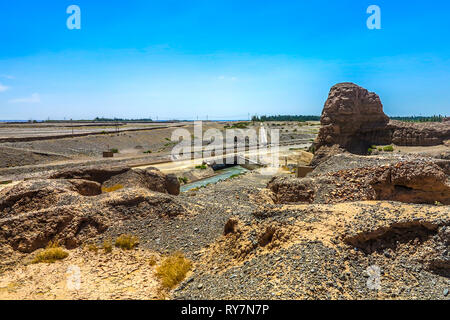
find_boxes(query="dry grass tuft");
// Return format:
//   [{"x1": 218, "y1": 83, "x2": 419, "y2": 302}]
[
  {"x1": 103, "y1": 239, "x2": 113, "y2": 253},
  {"x1": 115, "y1": 234, "x2": 139, "y2": 250},
  {"x1": 85, "y1": 242, "x2": 99, "y2": 253},
  {"x1": 155, "y1": 287, "x2": 168, "y2": 300},
  {"x1": 0, "y1": 281, "x2": 21, "y2": 294},
  {"x1": 156, "y1": 251, "x2": 192, "y2": 289},
  {"x1": 101, "y1": 184, "x2": 124, "y2": 193},
  {"x1": 32, "y1": 241, "x2": 69, "y2": 264},
  {"x1": 148, "y1": 255, "x2": 158, "y2": 266}
]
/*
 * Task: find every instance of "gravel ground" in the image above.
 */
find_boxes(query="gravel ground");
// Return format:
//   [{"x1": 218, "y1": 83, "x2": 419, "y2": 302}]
[
  {"x1": 174, "y1": 241, "x2": 450, "y2": 300},
  {"x1": 310, "y1": 151, "x2": 449, "y2": 177},
  {"x1": 95, "y1": 166, "x2": 449, "y2": 300},
  {"x1": 0, "y1": 248, "x2": 161, "y2": 300},
  {"x1": 172, "y1": 200, "x2": 450, "y2": 300},
  {"x1": 100, "y1": 171, "x2": 273, "y2": 258},
  {"x1": 1, "y1": 144, "x2": 448, "y2": 300},
  {"x1": 0, "y1": 146, "x2": 67, "y2": 168},
  {"x1": 0, "y1": 153, "x2": 169, "y2": 182}
]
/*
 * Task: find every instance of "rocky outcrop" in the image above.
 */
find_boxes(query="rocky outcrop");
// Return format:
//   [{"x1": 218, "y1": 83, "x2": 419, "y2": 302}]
[
  {"x1": 267, "y1": 176, "x2": 315, "y2": 203},
  {"x1": 309, "y1": 144, "x2": 346, "y2": 168},
  {"x1": 312, "y1": 82, "x2": 450, "y2": 165},
  {"x1": 369, "y1": 161, "x2": 450, "y2": 204},
  {"x1": 0, "y1": 179, "x2": 101, "y2": 216},
  {"x1": 49, "y1": 165, "x2": 130, "y2": 183},
  {"x1": 0, "y1": 179, "x2": 187, "y2": 253},
  {"x1": 389, "y1": 120, "x2": 450, "y2": 146},
  {"x1": 341, "y1": 205, "x2": 449, "y2": 275},
  {"x1": 267, "y1": 159, "x2": 450, "y2": 205},
  {"x1": 0, "y1": 165, "x2": 182, "y2": 252},
  {"x1": 68, "y1": 179, "x2": 102, "y2": 196},
  {"x1": 102, "y1": 168, "x2": 180, "y2": 196},
  {"x1": 165, "y1": 173, "x2": 181, "y2": 195},
  {"x1": 314, "y1": 82, "x2": 390, "y2": 155},
  {"x1": 179, "y1": 201, "x2": 449, "y2": 299},
  {"x1": 50, "y1": 165, "x2": 180, "y2": 196}
]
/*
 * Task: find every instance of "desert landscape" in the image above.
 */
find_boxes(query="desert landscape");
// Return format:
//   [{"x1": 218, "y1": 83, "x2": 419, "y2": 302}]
[{"x1": 0, "y1": 83, "x2": 448, "y2": 300}]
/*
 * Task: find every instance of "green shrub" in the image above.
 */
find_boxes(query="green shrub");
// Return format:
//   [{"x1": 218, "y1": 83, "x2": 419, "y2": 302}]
[
  {"x1": 367, "y1": 148, "x2": 374, "y2": 155},
  {"x1": 178, "y1": 177, "x2": 188, "y2": 184},
  {"x1": 143, "y1": 150, "x2": 152, "y2": 154},
  {"x1": 195, "y1": 164, "x2": 207, "y2": 170},
  {"x1": 229, "y1": 122, "x2": 249, "y2": 129},
  {"x1": 164, "y1": 141, "x2": 177, "y2": 147},
  {"x1": 110, "y1": 148, "x2": 119, "y2": 153},
  {"x1": 383, "y1": 145, "x2": 394, "y2": 152}
]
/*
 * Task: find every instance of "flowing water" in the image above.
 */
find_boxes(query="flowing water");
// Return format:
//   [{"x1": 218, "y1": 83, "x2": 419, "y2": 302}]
[{"x1": 181, "y1": 165, "x2": 249, "y2": 192}]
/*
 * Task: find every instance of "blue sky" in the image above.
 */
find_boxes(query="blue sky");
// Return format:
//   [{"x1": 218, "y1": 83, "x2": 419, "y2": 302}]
[{"x1": 0, "y1": 0, "x2": 449, "y2": 120}]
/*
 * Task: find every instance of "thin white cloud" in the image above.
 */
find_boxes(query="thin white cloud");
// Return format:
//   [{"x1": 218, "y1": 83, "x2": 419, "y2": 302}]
[
  {"x1": 9, "y1": 93, "x2": 41, "y2": 104},
  {"x1": 0, "y1": 75, "x2": 15, "y2": 80},
  {"x1": 0, "y1": 83, "x2": 9, "y2": 92},
  {"x1": 217, "y1": 75, "x2": 238, "y2": 81}
]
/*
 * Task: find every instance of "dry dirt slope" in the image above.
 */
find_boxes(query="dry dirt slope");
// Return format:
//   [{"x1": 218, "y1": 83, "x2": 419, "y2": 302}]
[
  {"x1": 173, "y1": 201, "x2": 449, "y2": 300},
  {"x1": 0, "y1": 248, "x2": 162, "y2": 300},
  {"x1": 0, "y1": 161, "x2": 448, "y2": 300}
]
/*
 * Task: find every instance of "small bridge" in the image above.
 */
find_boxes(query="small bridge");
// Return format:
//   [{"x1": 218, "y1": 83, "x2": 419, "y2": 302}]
[{"x1": 205, "y1": 154, "x2": 262, "y2": 171}]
